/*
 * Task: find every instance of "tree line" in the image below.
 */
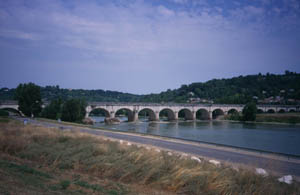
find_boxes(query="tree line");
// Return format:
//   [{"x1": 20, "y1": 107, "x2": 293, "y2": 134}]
[
  {"x1": 13, "y1": 82, "x2": 258, "y2": 122},
  {"x1": 15, "y1": 83, "x2": 87, "y2": 122},
  {"x1": 139, "y1": 71, "x2": 300, "y2": 104},
  {"x1": 1, "y1": 71, "x2": 299, "y2": 104}
]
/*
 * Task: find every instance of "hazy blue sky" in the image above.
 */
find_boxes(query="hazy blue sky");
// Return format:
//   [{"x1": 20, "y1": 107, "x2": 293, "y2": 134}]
[{"x1": 1, "y1": 0, "x2": 300, "y2": 94}]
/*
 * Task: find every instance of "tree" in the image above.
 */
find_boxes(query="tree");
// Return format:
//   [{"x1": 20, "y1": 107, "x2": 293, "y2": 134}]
[
  {"x1": 15, "y1": 83, "x2": 42, "y2": 117},
  {"x1": 61, "y1": 99, "x2": 87, "y2": 122},
  {"x1": 41, "y1": 98, "x2": 63, "y2": 120},
  {"x1": 242, "y1": 102, "x2": 257, "y2": 121}
]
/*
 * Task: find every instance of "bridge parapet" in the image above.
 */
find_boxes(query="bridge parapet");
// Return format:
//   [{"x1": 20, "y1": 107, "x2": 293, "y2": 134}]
[
  {"x1": 0, "y1": 100, "x2": 18, "y2": 105},
  {"x1": 88, "y1": 102, "x2": 246, "y2": 107}
]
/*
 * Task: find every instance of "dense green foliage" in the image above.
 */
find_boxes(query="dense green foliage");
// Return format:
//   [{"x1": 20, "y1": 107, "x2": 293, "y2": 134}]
[
  {"x1": 15, "y1": 83, "x2": 42, "y2": 117},
  {"x1": 0, "y1": 109, "x2": 9, "y2": 117},
  {"x1": 242, "y1": 102, "x2": 257, "y2": 121},
  {"x1": 140, "y1": 71, "x2": 300, "y2": 104},
  {"x1": 61, "y1": 99, "x2": 87, "y2": 122},
  {"x1": 1, "y1": 71, "x2": 299, "y2": 104},
  {"x1": 41, "y1": 98, "x2": 63, "y2": 120}
]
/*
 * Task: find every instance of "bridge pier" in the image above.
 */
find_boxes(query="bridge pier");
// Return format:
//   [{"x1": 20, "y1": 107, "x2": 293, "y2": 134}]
[
  {"x1": 85, "y1": 112, "x2": 90, "y2": 119},
  {"x1": 155, "y1": 111, "x2": 160, "y2": 121},
  {"x1": 209, "y1": 111, "x2": 213, "y2": 120},
  {"x1": 192, "y1": 111, "x2": 196, "y2": 121},
  {"x1": 110, "y1": 111, "x2": 115, "y2": 118},
  {"x1": 128, "y1": 111, "x2": 139, "y2": 122},
  {"x1": 173, "y1": 111, "x2": 178, "y2": 121}
]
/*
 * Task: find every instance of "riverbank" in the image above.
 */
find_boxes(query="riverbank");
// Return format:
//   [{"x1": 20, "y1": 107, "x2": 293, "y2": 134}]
[
  {"x1": 1, "y1": 117, "x2": 300, "y2": 194},
  {"x1": 24, "y1": 117, "x2": 300, "y2": 161},
  {"x1": 35, "y1": 116, "x2": 300, "y2": 157},
  {"x1": 224, "y1": 113, "x2": 300, "y2": 125},
  {"x1": 256, "y1": 113, "x2": 300, "y2": 124}
]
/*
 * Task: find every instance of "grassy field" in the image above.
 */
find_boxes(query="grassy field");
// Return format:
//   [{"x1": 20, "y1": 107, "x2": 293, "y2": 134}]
[
  {"x1": 256, "y1": 113, "x2": 300, "y2": 124},
  {"x1": 0, "y1": 118, "x2": 300, "y2": 194}
]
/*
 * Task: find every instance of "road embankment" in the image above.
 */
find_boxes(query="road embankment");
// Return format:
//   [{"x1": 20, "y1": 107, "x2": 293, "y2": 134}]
[
  {"x1": 17, "y1": 117, "x2": 300, "y2": 179},
  {"x1": 1, "y1": 117, "x2": 300, "y2": 194}
]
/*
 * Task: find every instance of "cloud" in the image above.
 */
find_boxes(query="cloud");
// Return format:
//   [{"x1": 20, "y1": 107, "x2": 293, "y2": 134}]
[
  {"x1": 0, "y1": 30, "x2": 40, "y2": 40},
  {"x1": 0, "y1": 0, "x2": 299, "y2": 93},
  {"x1": 157, "y1": 5, "x2": 175, "y2": 16},
  {"x1": 169, "y1": 0, "x2": 188, "y2": 4}
]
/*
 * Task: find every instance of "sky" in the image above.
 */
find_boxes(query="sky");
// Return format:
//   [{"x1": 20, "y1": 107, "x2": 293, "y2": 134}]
[{"x1": 0, "y1": 0, "x2": 300, "y2": 94}]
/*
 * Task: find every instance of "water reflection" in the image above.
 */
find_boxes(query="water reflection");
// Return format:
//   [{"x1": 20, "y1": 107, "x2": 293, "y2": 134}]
[{"x1": 92, "y1": 117, "x2": 300, "y2": 156}]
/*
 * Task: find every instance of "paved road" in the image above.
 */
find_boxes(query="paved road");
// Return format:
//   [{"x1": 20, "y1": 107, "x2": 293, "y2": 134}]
[{"x1": 21, "y1": 117, "x2": 300, "y2": 179}]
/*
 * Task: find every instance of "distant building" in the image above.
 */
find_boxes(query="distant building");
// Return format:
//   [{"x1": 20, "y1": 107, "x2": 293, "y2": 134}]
[
  {"x1": 188, "y1": 97, "x2": 213, "y2": 104},
  {"x1": 188, "y1": 92, "x2": 195, "y2": 97}
]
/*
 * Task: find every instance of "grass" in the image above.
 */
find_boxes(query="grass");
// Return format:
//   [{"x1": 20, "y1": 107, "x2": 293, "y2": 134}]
[
  {"x1": 256, "y1": 113, "x2": 300, "y2": 124},
  {"x1": 224, "y1": 112, "x2": 300, "y2": 124},
  {"x1": 0, "y1": 117, "x2": 300, "y2": 194}
]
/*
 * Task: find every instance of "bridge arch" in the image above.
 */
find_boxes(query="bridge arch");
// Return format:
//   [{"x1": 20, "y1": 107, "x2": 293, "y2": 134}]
[
  {"x1": 0, "y1": 107, "x2": 22, "y2": 116},
  {"x1": 138, "y1": 108, "x2": 157, "y2": 121},
  {"x1": 278, "y1": 109, "x2": 285, "y2": 113},
  {"x1": 257, "y1": 109, "x2": 264, "y2": 113},
  {"x1": 89, "y1": 108, "x2": 110, "y2": 122},
  {"x1": 267, "y1": 109, "x2": 275, "y2": 113},
  {"x1": 288, "y1": 108, "x2": 296, "y2": 113},
  {"x1": 212, "y1": 108, "x2": 224, "y2": 119},
  {"x1": 178, "y1": 108, "x2": 194, "y2": 120},
  {"x1": 89, "y1": 108, "x2": 110, "y2": 117},
  {"x1": 115, "y1": 108, "x2": 135, "y2": 122},
  {"x1": 228, "y1": 108, "x2": 238, "y2": 115},
  {"x1": 196, "y1": 108, "x2": 210, "y2": 120},
  {"x1": 159, "y1": 108, "x2": 176, "y2": 121}
]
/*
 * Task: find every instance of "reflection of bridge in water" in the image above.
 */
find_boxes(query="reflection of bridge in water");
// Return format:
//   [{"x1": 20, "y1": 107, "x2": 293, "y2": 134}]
[
  {"x1": 86, "y1": 102, "x2": 300, "y2": 122},
  {"x1": 1, "y1": 101, "x2": 299, "y2": 121}
]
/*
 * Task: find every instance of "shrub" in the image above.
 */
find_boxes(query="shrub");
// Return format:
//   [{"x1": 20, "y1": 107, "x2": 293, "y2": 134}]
[
  {"x1": 15, "y1": 83, "x2": 42, "y2": 117},
  {"x1": 61, "y1": 99, "x2": 86, "y2": 122},
  {"x1": 242, "y1": 102, "x2": 257, "y2": 121},
  {"x1": 0, "y1": 109, "x2": 9, "y2": 117}
]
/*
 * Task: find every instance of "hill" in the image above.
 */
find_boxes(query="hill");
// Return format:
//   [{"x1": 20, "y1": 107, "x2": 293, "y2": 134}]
[
  {"x1": 1, "y1": 71, "x2": 300, "y2": 104},
  {"x1": 141, "y1": 71, "x2": 300, "y2": 104}
]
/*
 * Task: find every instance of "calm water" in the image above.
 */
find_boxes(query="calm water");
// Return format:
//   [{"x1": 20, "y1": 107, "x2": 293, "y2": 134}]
[{"x1": 91, "y1": 116, "x2": 300, "y2": 156}]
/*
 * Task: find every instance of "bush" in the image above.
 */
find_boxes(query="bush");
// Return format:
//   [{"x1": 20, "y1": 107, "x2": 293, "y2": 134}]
[
  {"x1": 15, "y1": 83, "x2": 42, "y2": 117},
  {"x1": 242, "y1": 102, "x2": 257, "y2": 121},
  {"x1": 41, "y1": 98, "x2": 63, "y2": 120},
  {"x1": 0, "y1": 109, "x2": 9, "y2": 117},
  {"x1": 226, "y1": 112, "x2": 242, "y2": 121},
  {"x1": 60, "y1": 180, "x2": 70, "y2": 190},
  {"x1": 61, "y1": 99, "x2": 86, "y2": 122}
]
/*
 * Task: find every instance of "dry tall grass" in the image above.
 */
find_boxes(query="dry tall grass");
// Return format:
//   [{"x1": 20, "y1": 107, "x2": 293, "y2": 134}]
[
  {"x1": 256, "y1": 113, "x2": 300, "y2": 124},
  {"x1": 1, "y1": 119, "x2": 300, "y2": 194}
]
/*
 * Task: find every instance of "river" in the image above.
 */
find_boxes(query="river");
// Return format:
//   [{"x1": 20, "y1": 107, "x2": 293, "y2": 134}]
[{"x1": 91, "y1": 116, "x2": 300, "y2": 156}]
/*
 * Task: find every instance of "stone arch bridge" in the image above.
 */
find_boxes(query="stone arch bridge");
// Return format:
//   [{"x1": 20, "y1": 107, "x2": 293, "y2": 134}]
[
  {"x1": 0, "y1": 101, "x2": 298, "y2": 121},
  {"x1": 86, "y1": 102, "x2": 299, "y2": 122}
]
